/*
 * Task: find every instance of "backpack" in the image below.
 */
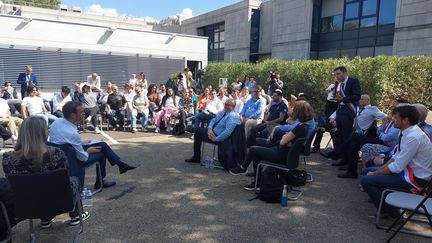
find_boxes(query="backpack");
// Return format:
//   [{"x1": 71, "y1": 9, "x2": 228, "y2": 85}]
[{"x1": 255, "y1": 168, "x2": 286, "y2": 203}]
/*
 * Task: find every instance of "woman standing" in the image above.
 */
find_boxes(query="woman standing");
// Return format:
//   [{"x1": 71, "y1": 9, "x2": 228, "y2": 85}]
[{"x1": 2, "y1": 117, "x2": 89, "y2": 227}]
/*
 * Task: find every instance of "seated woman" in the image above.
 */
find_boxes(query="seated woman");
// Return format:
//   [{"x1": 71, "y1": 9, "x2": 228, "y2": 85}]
[
  {"x1": 229, "y1": 101, "x2": 314, "y2": 190},
  {"x1": 175, "y1": 89, "x2": 194, "y2": 135},
  {"x1": 2, "y1": 116, "x2": 89, "y2": 228},
  {"x1": 147, "y1": 84, "x2": 161, "y2": 118},
  {"x1": 154, "y1": 88, "x2": 179, "y2": 133},
  {"x1": 130, "y1": 86, "x2": 149, "y2": 133},
  {"x1": 195, "y1": 88, "x2": 210, "y2": 113}
]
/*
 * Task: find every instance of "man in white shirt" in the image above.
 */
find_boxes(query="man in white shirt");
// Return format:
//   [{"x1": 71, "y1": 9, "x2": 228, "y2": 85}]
[
  {"x1": 192, "y1": 90, "x2": 223, "y2": 130},
  {"x1": 0, "y1": 98, "x2": 22, "y2": 141},
  {"x1": 21, "y1": 85, "x2": 57, "y2": 124},
  {"x1": 49, "y1": 101, "x2": 136, "y2": 189},
  {"x1": 86, "y1": 73, "x2": 102, "y2": 92},
  {"x1": 52, "y1": 86, "x2": 72, "y2": 118},
  {"x1": 361, "y1": 105, "x2": 432, "y2": 216},
  {"x1": 231, "y1": 89, "x2": 244, "y2": 115}
]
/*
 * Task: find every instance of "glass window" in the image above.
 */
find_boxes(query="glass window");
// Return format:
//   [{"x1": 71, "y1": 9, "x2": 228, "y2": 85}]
[
  {"x1": 345, "y1": 2, "x2": 359, "y2": 19},
  {"x1": 321, "y1": 17, "x2": 330, "y2": 33},
  {"x1": 214, "y1": 32, "x2": 219, "y2": 42},
  {"x1": 361, "y1": 17, "x2": 377, "y2": 27},
  {"x1": 379, "y1": 0, "x2": 396, "y2": 25},
  {"x1": 344, "y1": 20, "x2": 359, "y2": 30},
  {"x1": 332, "y1": 15, "x2": 343, "y2": 31},
  {"x1": 362, "y1": 0, "x2": 377, "y2": 16},
  {"x1": 219, "y1": 31, "x2": 225, "y2": 42}
]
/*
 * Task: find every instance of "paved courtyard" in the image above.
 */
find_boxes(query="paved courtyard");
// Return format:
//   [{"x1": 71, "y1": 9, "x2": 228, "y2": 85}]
[{"x1": 1, "y1": 129, "x2": 431, "y2": 243}]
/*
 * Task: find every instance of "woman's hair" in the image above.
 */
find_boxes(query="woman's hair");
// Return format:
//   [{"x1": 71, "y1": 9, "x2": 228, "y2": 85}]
[
  {"x1": 291, "y1": 100, "x2": 315, "y2": 123},
  {"x1": 147, "y1": 84, "x2": 157, "y2": 95},
  {"x1": 14, "y1": 116, "x2": 49, "y2": 170},
  {"x1": 162, "y1": 88, "x2": 176, "y2": 107}
]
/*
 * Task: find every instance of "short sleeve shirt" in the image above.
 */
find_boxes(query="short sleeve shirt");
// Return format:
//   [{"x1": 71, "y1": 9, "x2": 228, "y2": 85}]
[{"x1": 267, "y1": 101, "x2": 288, "y2": 124}]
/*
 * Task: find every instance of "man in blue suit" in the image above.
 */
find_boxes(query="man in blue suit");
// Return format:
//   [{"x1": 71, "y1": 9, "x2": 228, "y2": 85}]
[
  {"x1": 17, "y1": 65, "x2": 38, "y2": 99},
  {"x1": 329, "y1": 66, "x2": 362, "y2": 176}
]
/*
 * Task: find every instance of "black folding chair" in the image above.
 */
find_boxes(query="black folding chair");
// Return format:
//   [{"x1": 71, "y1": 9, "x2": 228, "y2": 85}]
[
  {"x1": 255, "y1": 138, "x2": 306, "y2": 200},
  {"x1": 7, "y1": 169, "x2": 84, "y2": 243},
  {"x1": 0, "y1": 201, "x2": 11, "y2": 243},
  {"x1": 302, "y1": 128, "x2": 317, "y2": 182}
]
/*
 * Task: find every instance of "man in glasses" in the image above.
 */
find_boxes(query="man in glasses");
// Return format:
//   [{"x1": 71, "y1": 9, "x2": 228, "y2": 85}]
[{"x1": 239, "y1": 85, "x2": 265, "y2": 139}]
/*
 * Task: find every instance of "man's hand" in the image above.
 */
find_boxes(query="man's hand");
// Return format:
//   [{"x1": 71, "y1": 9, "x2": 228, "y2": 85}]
[
  {"x1": 366, "y1": 171, "x2": 375, "y2": 176},
  {"x1": 333, "y1": 94, "x2": 343, "y2": 102},
  {"x1": 373, "y1": 156, "x2": 385, "y2": 166},
  {"x1": 208, "y1": 129, "x2": 216, "y2": 141},
  {"x1": 86, "y1": 146, "x2": 102, "y2": 153}
]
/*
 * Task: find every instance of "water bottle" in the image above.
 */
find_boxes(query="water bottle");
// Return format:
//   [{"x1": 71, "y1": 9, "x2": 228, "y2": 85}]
[
  {"x1": 281, "y1": 185, "x2": 288, "y2": 207},
  {"x1": 82, "y1": 188, "x2": 88, "y2": 207},
  {"x1": 85, "y1": 189, "x2": 93, "y2": 207},
  {"x1": 204, "y1": 156, "x2": 211, "y2": 168}
]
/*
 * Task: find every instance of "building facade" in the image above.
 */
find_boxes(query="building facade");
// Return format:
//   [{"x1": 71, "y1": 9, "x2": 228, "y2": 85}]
[{"x1": 174, "y1": 0, "x2": 432, "y2": 62}]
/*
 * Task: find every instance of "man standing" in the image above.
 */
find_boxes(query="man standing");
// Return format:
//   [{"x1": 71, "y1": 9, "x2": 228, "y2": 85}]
[
  {"x1": 185, "y1": 99, "x2": 241, "y2": 163},
  {"x1": 266, "y1": 72, "x2": 284, "y2": 96},
  {"x1": 49, "y1": 101, "x2": 136, "y2": 189},
  {"x1": 17, "y1": 65, "x2": 37, "y2": 99},
  {"x1": 239, "y1": 85, "x2": 265, "y2": 139},
  {"x1": 330, "y1": 66, "x2": 361, "y2": 153},
  {"x1": 360, "y1": 105, "x2": 432, "y2": 217}
]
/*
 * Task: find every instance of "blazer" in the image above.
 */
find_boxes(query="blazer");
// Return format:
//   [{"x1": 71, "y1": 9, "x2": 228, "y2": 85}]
[
  {"x1": 335, "y1": 76, "x2": 361, "y2": 110},
  {"x1": 17, "y1": 72, "x2": 38, "y2": 94}
]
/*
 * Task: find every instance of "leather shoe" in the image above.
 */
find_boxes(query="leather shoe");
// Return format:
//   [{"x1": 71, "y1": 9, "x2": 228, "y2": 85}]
[
  {"x1": 119, "y1": 164, "x2": 136, "y2": 174},
  {"x1": 184, "y1": 157, "x2": 200, "y2": 163},
  {"x1": 337, "y1": 172, "x2": 358, "y2": 179},
  {"x1": 331, "y1": 161, "x2": 346, "y2": 166},
  {"x1": 94, "y1": 180, "x2": 116, "y2": 189}
]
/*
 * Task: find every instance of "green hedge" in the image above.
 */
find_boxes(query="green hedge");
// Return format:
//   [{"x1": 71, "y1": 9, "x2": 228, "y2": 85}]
[{"x1": 203, "y1": 56, "x2": 432, "y2": 113}]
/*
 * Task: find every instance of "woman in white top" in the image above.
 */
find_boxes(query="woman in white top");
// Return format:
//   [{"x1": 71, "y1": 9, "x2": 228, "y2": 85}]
[
  {"x1": 21, "y1": 85, "x2": 57, "y2": 124},
  {"x1": 154, "y1": 88, "x2": 179, "y2": 133},
  {"x1": 130, "y1": 86, "x2": 149, "y2": 133}
]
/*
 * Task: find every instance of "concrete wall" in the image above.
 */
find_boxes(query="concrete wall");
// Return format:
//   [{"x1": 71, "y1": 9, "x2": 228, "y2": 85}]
[
  {"x1": 271, "y1": 0, "x2": 314, "y2": 60},
  {"x1": 393, "y1": 0, "x2": 432, "y2": 56},
  {"x1": 258, "y1": 0, "x2": 274, "y2": 55},
  {"x1": 321, "y1": 0, "x2": 344, "y2": 17},
  {"x1": 179, "y1": 0, "x2": 261, "y2": 63}
]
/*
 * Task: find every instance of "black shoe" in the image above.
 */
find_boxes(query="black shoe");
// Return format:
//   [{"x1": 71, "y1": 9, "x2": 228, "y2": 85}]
[
  {"x1": 338, "y1": 165, "x2": 349, "y2": 171},
  {"x1": 94, "y1": 180, "x2": 116, "y2": 189},
  {"x1": 331, "y1": 161, "x2": 346, "y2": 166},
  {"x1": 229, "y1": 166, "x2": 247, "y2": 175},
  {"x1": 184, "y1": 157, "x2": 200, "y2": 163},
  {"x1": 337, "y1": 172, "x2": 358, "y2": 179},
  {"x1": 243, "y1": 182, "x2": 257, "y2": 191},
  {"x1": 40, "y1": 219, "x2": 52, "y2": 229},
  {"x1": 69, "y1": 211, "x2": 90, "y2": 226},
  {"x1": 119, "y1": 163, "x2": 136, "y2": 174},
  {"x1": 321, "y1": 150, "x2": 339, "y2": 160},
  {"x1": 311, "y1": 147, "x2": 320, "y2": 153}
]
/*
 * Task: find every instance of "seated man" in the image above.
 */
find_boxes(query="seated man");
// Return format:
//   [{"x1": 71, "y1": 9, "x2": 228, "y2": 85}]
[
  {"x1": 0, "y1": 97, "x2": 22, "y2": 142},
  {"x1": 75, "y1": 83, "x2": 100, "y2": 134},
  {"x1": 106, "y1": 85, "x2": 127, "y2": 130},
  {"x1": 239, "y1": 85, "x2": 265, "y2": 139},
  {"x1": 360, "y1": 105, "x2": 432, "y2": 217},
  {"x1": 21, "y1": 85, "x2": 57, "y2": 124},
  {"x1": 247, "y1": 90, "x2": 287, "y2": 147},
  {"x1": 52, "y1": 86, "x2": 72, "y2": 118},
  {"x1": 353, "y1": 95, "x2": 386, "y2": 137},
  {"x1": 49, "y1": 101, "x2": 136, "y2": 189},
  {"x1": 192, "y1": 90, "x2": 223, "y2": 130},
  {"x1": 185, "y1": 99, "x2": 240, "y2": 163}
]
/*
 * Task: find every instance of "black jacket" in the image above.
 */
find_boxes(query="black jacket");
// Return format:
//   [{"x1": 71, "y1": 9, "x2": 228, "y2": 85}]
[
  {"x1": 334, "y1": 77, "x2": 361, "y2": 108},
  {"x1": 217, "y1": 124, "x2": 246, "y2": 171}
]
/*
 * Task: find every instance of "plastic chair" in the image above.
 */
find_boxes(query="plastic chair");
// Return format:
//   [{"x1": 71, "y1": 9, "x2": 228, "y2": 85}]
[
  {"x1": 255, "y1": 138, "x2": 306, "y2": 200},
  {"x1": 7, "y1": 169, "x2": 84, "y2": 243}
]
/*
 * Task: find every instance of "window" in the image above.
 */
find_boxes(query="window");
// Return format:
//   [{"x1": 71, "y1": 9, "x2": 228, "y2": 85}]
[
  {"x1": 362, "y1": 0, "x2": 377, "y2": 16},
  {"x1": 345, "y1": 20, "x2": 359, "y2": 30},
  {"x1": 321, "y1": 15, "x2": 343, "y2": 33},
  {"x1": 198, "y1": 22, "x2": 225, "y2": 62},
  {"x1": 345, "y1": 2, "x2": 359, "y2": 19},
  {"x1": 379, "y1": 0, "x2": 397, "y2": 25},
  {"x1": 361, "y1": 17, "x2": 377, "y2": 27}
]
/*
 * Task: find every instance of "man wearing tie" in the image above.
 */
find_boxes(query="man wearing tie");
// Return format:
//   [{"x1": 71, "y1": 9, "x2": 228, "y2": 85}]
[
  {"x1": 330, "y1": 66, "x2": 361, "y2": 160},
  {"x1": 17, "y1": 65, "x2": 38, "y2": 99},
  {"x1": 185, "y1": 99, "x2": 241, "y2": 163}
]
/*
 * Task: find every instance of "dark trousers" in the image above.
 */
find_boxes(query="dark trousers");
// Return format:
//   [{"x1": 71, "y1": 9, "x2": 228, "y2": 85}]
[
  {"x1": 324, "y1": 100, "x2": 338, "y2": 118},
  {"x1": 193, "y1": 127, "x2": 218, "y2": 159},
  {"x1": 343, "y1": 133, "x2": 384, "y2": 175},
  {"x1": 84, "y1": 106, "x2": 99, "y2": 127},
  {"x1": 108, "y1": 109, "x2": 125, "y2": 127},
  {"x1": 193, "y1": 111, "x2": 214, "y2": 130},
  {"x1": 82, "y1": 142, "x2": 121, "y2": 180},
  {"x1": 247, "y1": 123, "x2": 271, "y2": 147},
  {"x1": 52, "y1": 110, "x2": 64, "y2": 118},
  {"x1": 335, "y1": 106, "x2": 356, "y2": 152},
  {"x1": 241, "y1": 145, "x2": 288, "y2": 173}
]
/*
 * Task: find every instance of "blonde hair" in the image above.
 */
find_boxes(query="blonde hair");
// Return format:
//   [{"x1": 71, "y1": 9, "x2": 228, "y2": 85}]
[{"x1": 14, "y1": 116, "x2": 49, "y2": 170}]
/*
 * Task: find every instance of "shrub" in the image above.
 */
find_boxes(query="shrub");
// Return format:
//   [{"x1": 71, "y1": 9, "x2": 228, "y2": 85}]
[{"x1": 203, "y1": 56, "x2": 432, "y2": 113}]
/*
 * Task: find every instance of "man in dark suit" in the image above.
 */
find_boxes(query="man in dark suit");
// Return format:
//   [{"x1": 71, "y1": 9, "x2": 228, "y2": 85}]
[
  {"x1": 17, "y1": 65, "x2": 38, "y2": 99},
  {"x1": 329, "y1": 66, "x2": 362, "y2": 178}
]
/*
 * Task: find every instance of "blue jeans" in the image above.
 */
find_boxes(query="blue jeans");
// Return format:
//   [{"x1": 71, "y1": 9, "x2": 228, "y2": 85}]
[
  {"x1": 131, "y1": 112, "x2": 148, "y2": 129},
  {"x1": 108, "y1": 109, "x2": 125, "y2": 127},
  {"x1": 33, "y1": 112, "x2": 58, "y2": 125},
  {"x1": 360, "y1": 171, "x2": 413, "y2": 213},
  {"x1": 192, "y1": 111, "x2": 214, "y2": 129},
  {"x1": 82, "y1": 142, "x2": 121, "y2": 179}
]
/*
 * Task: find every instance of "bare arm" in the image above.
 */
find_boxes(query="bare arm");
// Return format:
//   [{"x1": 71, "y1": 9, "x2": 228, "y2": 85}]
[{"x1": 280, "y1": 132, "x2": 296, "y2": 146}]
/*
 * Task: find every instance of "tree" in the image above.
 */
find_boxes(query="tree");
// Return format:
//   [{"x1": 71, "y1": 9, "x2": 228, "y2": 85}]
[{"x1": 3, "y1": 0, "x2": 61, "y2": 9}]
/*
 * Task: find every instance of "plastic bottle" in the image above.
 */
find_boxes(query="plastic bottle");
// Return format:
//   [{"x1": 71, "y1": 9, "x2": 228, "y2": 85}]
[
  {"x1": 85, "y1": 189, "x2": 93, "y2": 207},
  {"x1": 281, "y1": 185, "x2": 288, "y2": 207},
  {"x1": 82, "y1": 188, "x2": 88, "y2": 207},
  {"x1": 204, "y1": 156, "x2": 211, "y2": 168}
]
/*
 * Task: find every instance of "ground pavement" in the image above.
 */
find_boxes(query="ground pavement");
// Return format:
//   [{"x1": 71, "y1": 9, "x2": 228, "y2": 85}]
[{"x1": 1, "y1": 129, "x2": 431, "y2": 243}]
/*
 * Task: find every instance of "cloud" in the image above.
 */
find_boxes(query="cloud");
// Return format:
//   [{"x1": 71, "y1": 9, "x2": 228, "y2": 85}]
[
  {"x1": 84, "y1": 4, "x2": 118, "y2": 17},
  {"x1": 177, "y1": 8, "x2": 193, "y2": 20}
]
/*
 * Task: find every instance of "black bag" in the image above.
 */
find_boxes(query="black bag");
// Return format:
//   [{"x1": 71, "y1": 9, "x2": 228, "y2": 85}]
[
  {"x1": 286, "y1": 169, "x2": 307, "y2": 187},
  {"x1": 256, "y1": 168, "x2": 286, "y2": 203}
]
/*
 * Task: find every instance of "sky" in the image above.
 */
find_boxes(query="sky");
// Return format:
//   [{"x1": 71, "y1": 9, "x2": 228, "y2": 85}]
[{"x1": 60, "y1": 0, "x2": 242, "y2": 21}]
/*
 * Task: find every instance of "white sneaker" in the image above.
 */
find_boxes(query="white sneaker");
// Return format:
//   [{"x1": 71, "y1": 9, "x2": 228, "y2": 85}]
[
  {"x1": 155, "y1": 128, "x2": 159, "y2": 133},
  {"x1": 85, "y1": 116, "x2": 92, "y2": 123},
  {"x1": 94, "y1": 127, "x2": 101, "y2": 134}
]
